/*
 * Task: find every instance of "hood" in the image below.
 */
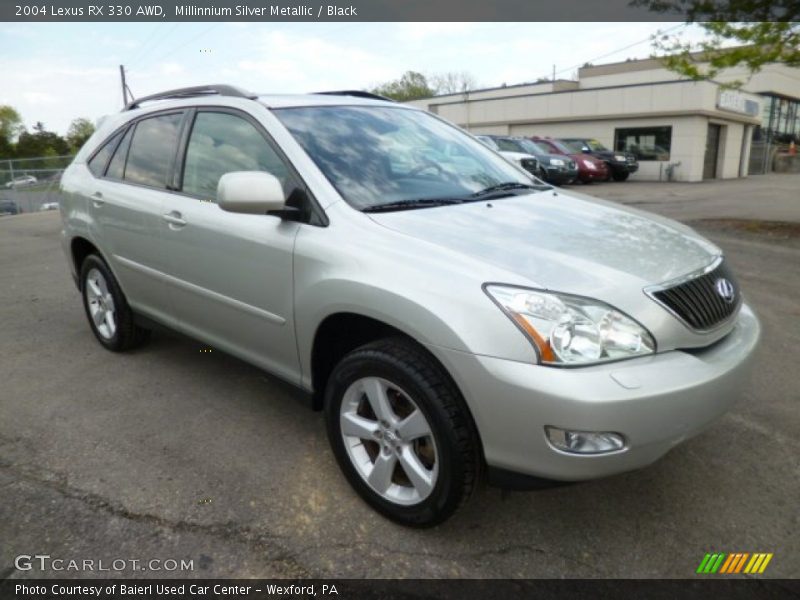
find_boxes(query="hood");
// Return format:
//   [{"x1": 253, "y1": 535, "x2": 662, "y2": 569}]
[
  {"x1": 367, "y1": 189, "x2": 719, "y2": 298},
  {"x1": 571, "y1": 153, "x2": 605, "y2": 167},
  {"x1": 499, "y1": 151, "x2": 537, "y2": 163}
]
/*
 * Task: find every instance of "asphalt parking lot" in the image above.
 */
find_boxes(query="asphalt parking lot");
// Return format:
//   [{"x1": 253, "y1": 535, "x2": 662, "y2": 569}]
[{"x1": 1, "y1": 174, "x2": 798, "y2": 579}]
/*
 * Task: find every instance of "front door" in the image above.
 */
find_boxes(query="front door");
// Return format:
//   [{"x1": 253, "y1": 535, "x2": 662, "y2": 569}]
[
  {"x1": 704, "y1": 124, "x2": 722, "y2": 179},
  {"x1": 159, "y1": 109, "x2": 302, "y2": 383}
]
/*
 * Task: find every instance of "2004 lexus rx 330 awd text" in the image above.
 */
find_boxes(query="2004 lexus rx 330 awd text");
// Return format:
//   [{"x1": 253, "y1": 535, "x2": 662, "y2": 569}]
[{"x1": 59, "y1": 85, "x2": 760, "y2": 526}]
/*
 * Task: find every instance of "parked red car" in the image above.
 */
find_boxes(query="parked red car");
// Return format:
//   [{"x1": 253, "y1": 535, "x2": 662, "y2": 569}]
[{"x1": 531, "y1": 137, "x2": 610, "y2": 183}]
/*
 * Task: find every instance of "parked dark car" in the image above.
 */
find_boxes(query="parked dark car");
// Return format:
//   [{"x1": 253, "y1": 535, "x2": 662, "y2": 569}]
[
  {"x1": 0, "y1": 199, "x2": 19, "y2": 216},
  {"x1": 532, "y1": 137, "x2": 610, "y2": 183},
  {"x1": 559, "y1": 138, "x2": 638, "y2": 181},
  {"x1": 488, "y1": 136, "x2": 578, "y2": 185}
]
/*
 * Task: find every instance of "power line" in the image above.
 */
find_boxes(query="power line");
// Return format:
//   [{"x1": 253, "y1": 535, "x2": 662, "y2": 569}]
[
  {"x1": 551, "y1": 23, "x2": 688, "y2": 79},
  {"x1": 127, "y1": 22, "x2": 180, "y2": 71},
  {"x1": 131, "y1": 22, "x2": 222, "y2": 74},
  {"x1": 125, "y1": 23, "x2": 164, "y2": 67}
]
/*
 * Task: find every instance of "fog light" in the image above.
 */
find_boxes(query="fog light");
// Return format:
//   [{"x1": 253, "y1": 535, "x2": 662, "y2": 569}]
[{"x1": 545, "y1": 426, "x2": 625, "y2": 455}]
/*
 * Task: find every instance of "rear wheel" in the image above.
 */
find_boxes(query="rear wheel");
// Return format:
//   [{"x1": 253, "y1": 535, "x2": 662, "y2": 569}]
[
  {"x1": 324, "y1": 338, "x2": 480, "y2": 527},
  {"x1": 80, "y1": 254, "x2": 150, "y2": 352}
]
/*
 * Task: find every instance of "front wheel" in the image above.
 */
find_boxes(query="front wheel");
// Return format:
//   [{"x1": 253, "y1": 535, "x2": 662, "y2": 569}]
[
  {"x1": 324, "y1": 338, "x2": 480, "y2": 527},
  {"x1": 612, "y1": 171, "x2": 630, "y2": 182}
]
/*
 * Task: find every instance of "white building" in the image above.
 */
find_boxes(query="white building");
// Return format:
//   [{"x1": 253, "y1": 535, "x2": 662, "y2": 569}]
[{"x1": 409, "y1": 54, "x2": 800, "y2": 182}]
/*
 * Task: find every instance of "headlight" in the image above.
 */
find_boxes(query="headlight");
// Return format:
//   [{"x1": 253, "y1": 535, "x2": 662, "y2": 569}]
[
  {"x1": 549, "y1": 158, "x2": 565, "y2": 166},
  {"x1": 582, "y1": 159, "x2": 597, "y2": 170},
  {"x1": 614, "y1": 155, "x2": 626, "y2": 161},
  {"x1": 485, "y1": 285, "x2": 655, "y2": 366}
]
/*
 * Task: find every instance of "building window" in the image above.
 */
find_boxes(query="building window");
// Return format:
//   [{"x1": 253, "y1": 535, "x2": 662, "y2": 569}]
[{"x1": 614, "y1": 126, "x2": 672, "y2": 161}]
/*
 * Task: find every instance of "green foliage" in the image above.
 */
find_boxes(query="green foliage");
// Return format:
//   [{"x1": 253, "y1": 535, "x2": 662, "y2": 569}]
[
  {"x1": 66, "y1": 118, "x2": 96, "y2": 153},
  {"x1": 0, "y1": 106, "x2": 24, "y2": 158},
  {"x1": 371, "y1": 71, "x2": 436, "y2": 102},
  {"x1": 15, "y1": 124, "x2": 70, "y2": 159},
  {"x1": 370, "y1": 71, "x2": 480, "y2": 101},
  {"x1": 632, "y1": 1, "x2": 800, "y2": 87}
]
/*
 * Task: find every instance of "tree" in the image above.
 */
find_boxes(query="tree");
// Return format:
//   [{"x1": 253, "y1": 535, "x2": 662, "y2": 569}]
[
  {"x1": 15, "y1": 123, "x2": 70, "y2": 159},
  {"x1": 66, "y1": 118, "x2": 95, "y2": 152},
  {"x1": 0, "y1": 105, "x2": 23, "y2": 158},
  {"x1": 371, "y1": 71, "x2": 436, "y2": 102},
  {"x1": 370, "y1": 70, "x2": 481, "y2": 101},
  {"x1": 428, "y1": 71, "x2": 478, "y2": 95},
  {"x1": 631, "y1": 1, "x2": 800, "y2": 86}
]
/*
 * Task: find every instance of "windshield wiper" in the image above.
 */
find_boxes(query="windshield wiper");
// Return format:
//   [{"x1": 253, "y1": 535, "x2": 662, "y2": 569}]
[
  {"x1": 470, "y1": 181, "x2": 549, "y2": 198},
  {"x1": 362, "y1": 197, "x2": 464, "y2": 213}
]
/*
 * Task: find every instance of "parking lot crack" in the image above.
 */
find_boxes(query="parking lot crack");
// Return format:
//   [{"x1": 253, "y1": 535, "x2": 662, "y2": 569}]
[{"x1": 0, "y1": 459, "x2": 311, "y2": 577}]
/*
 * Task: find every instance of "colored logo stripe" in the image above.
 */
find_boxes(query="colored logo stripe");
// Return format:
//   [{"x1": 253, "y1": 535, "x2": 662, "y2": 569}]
[{"x1": 697, "y1": 552, "x2": 773, "y2": 574}]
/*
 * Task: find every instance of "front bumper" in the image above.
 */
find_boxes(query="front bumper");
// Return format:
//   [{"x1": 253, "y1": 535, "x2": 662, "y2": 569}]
[
  {"x1": 544, "y1": 166, "x2": 578, "y2": 184},
  {"x1": 431, "y1": 304, "x2": 760, "y2": 482}
]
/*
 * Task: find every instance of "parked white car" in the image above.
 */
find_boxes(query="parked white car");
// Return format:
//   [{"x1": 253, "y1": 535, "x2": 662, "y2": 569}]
[
  {"x1": 40, "y1": 202, "x2": 59, "y2": 211},
  {"x1": 5, "y1": 175, "x2": 37, "y2": 189},
  {"x1": 475, "y1": 135, "x2": 542, "y2": 179}
]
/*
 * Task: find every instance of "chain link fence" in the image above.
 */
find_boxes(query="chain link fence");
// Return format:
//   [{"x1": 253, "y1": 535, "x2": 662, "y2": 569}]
[{"x1": 0, "y1": 155, "x2": 74, "y2": 216}]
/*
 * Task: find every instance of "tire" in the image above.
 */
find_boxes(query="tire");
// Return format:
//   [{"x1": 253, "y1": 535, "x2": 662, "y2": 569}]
[
  {"x1": 612, "y1": 171, "x2": 630, "y2": 182},
  {"x1": 80, "y1": 254, "x2": 150, "y2": 352},
  {"x1": 324, "y1": 337, "x2": 480, "y2": 527}
]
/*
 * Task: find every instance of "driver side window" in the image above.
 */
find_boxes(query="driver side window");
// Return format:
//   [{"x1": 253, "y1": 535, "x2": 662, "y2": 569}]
[{"x1": 182, "y1": 111, "x2": 290, "y2": 201}]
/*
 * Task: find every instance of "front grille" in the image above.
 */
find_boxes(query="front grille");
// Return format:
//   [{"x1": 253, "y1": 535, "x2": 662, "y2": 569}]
[
  {"x1": 648, "y1": 259, "x2": 741, "y2": 331},
  {"x1": 520, "y1": 158, "x2": 538, "y2": 174}
]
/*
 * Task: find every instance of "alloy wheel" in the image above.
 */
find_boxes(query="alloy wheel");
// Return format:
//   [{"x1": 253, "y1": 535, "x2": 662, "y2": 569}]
[
  {"x1": 339, "y1": 376, "x2": 438, "y2": 506},
  {"x1": 85, "y1": 267, "x2": 117, "y2": 340}
]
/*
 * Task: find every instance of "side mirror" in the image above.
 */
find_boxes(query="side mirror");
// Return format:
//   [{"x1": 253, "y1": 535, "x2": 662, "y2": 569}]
[
  {"x1": 581, "y1": 146, "x2": 591, "y2": 153},
  {"x1": 217, "y1": 171, "x2": 285, "y2": 215}
]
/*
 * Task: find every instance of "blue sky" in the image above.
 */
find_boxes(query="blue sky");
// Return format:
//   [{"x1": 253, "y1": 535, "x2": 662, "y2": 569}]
[{"x1": 0, "y1": 22, "x2": 708, "y2": 134}]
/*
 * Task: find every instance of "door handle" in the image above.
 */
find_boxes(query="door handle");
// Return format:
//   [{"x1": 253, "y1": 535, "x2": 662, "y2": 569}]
[
  {"x1": 91, "y1": 191, "x2": 104, "y2": 207},
  {"x1": 162, "y1": 211, "x2": 187, "y2": 228}
]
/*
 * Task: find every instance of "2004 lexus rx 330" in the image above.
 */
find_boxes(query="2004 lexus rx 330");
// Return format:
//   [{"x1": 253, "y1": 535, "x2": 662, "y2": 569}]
[{"x1": 60, "y1": 85, "x2": 760, "y2": 526}]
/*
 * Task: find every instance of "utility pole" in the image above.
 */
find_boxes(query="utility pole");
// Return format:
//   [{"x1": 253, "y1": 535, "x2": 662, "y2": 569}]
[{"x1": 119, "y1": 65, "x2": 128, "y2": 107}]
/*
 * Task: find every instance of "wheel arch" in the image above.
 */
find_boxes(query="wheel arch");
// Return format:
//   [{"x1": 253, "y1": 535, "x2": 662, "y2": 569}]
[{"x1": 309, "y1": 310, "x2": 487, "y2": 472}]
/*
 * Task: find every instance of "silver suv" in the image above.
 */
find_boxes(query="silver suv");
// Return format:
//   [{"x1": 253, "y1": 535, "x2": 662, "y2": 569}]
[{"x1": 60, "y1": 85, "x2": 760, "y2": 526}]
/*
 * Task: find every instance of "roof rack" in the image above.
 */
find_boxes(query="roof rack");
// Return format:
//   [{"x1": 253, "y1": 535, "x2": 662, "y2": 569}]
[
  {"x1": 315, "y1": 90, "x2": 396, "y2": 103},
  {"x1": 125, "y1": 84, "x2": 258, "y2": 111}
]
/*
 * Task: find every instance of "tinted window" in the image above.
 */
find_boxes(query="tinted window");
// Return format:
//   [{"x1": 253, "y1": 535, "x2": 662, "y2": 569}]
[
  {"x1": 182, "y1": 112, "x2": 289, "y2": 200},
  {"x1": 124, "y1": 113, "x2": 183, "y2": 188},
  {"x1": 106, "y1": 126, "x2": 133, "y2": 180},
  {"x1": 615, "y1": 126, "x2": 672, "y2": 161},
  {"x1": 87, "y1": 131, "x2": 122, "y2": 177}
]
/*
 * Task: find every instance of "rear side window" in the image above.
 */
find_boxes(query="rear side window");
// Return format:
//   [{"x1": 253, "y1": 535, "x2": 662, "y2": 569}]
[
  {"x1": 87, "y1": 131, "x2": 123, "y2": 177},
  {"x1": 181, "y1": 111, "x2": 289, "y2": 200},
  {"x1": 124, "y1": 113, "x2": 183, "y2": 189},
  {"x1": 106, "y1": 126, "x2": 133, "y2": 180}
]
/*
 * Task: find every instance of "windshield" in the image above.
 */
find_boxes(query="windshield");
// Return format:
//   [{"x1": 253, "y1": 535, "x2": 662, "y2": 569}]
[
  {"x1": 274, "y1": 106, "x2": 536, "y2": 210},
  {"x1": 515, "y1": 139, "x2": 550, "y2": 155},
  {"x1": 563, "y1": 139, "x2": 607, "y2": 153},
  {"x1": 543, "y1": 139, "x2": 574, "y2": 154},
  {"x1": 494, "y1": 138, "x2": 528, "y2": 153},
  {"x1": 587, "y1": 139, "x2": 608, "y2": 151}
]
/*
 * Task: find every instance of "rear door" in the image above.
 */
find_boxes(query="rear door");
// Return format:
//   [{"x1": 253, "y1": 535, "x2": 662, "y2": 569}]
[
  {"x1": 158, "y1": 108, "x2": 302, "y2": 382},
  {"x1": 88, "y1": 110, "x2": 186, "y2": 323}
]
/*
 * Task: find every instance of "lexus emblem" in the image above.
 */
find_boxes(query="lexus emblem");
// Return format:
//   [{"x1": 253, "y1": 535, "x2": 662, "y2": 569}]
[{"x1": 715, "y1": 278, "x2": 736, "y2": 303}]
